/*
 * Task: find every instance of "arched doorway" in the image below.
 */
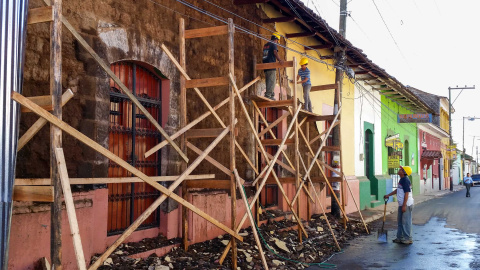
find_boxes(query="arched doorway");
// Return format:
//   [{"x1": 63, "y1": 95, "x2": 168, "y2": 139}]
[{"x1": 107, "y1": 61, "x2": 164, "y2": 235}]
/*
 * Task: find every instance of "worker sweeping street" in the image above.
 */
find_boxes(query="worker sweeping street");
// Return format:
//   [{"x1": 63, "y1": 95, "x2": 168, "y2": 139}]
[
  {"x1": 262, "y1": 32, "x2": 283, "y2": 100},
  {"x1": 296, "y1": 58, "x2": 312, "y2": 112},
  {"x1": 384, "y1": 165, "x2": 414, "y2": 245}
]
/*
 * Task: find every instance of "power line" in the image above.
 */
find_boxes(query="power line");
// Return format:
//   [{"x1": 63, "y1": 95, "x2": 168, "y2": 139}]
[{"x1": 370, "y1": 0, "x2": 410, "y2": 68}]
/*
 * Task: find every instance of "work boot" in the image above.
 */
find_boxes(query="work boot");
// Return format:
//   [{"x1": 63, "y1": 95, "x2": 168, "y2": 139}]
[
  {"x1": 401, "y1": 239, "x2": 413, "y2": 245},
  {"x1": 392, "y1": 238, "x2": 402, "y2": 243}
]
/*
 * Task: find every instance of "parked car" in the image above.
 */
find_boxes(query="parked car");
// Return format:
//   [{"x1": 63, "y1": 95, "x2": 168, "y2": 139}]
[{"x1": 472, "y1": 174, "x2": 480, "y2": 186}]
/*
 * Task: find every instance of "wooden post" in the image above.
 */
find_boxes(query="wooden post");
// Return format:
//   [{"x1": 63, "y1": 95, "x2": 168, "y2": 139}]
[
  {"x1": 179, "y1": 18, "x2": 189, "y2": 251},
  {"x1": 50, "y1": 0, "x2": 62, "y2": 268},
  {"x1": 227, "y1": 18, "x2": 237, "y2": 270},
  {"x1": 306, "y1": 121, "x2": 311, "y2": 218},
  {"x1": 293, "y1": 57, "x2": 302, "y2": 243}
]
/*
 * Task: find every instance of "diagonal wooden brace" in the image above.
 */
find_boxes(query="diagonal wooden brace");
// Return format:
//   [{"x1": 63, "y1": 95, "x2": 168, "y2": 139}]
[{"x1": 55, "y1": 148, "x2": 87, "y2": 270}]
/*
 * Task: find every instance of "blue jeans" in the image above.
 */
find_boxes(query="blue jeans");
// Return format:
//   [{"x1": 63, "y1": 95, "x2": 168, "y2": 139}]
[
  {"x1": 264, "y1": 69, "x2": 276, "y2": 99},
  {"x1": 303, "y1": 84, "x2": 312, "y2": 112},
  {"x1": 397, "y1": 205, "x2": 413, "y2": 241}
]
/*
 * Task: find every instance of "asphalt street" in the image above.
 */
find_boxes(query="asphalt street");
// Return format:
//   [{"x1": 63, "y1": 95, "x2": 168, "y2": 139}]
[{"x1": 308, "y1": 186, "x2": 480, "y2": 270}]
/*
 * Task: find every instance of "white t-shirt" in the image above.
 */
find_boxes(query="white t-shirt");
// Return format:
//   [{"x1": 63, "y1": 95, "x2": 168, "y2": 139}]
[{"x1": 397, "y1": 176, "x2": 414, "y2": 206}]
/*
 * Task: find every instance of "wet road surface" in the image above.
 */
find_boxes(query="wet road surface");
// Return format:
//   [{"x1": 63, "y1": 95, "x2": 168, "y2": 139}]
[{"x1": 307, "y1": 186, "x2": 480, "y2": 269}]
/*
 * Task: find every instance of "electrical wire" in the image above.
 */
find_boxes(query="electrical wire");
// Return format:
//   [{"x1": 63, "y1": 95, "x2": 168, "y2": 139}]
[{"x1": 370, "y1": 0, "x2": 410, "y2": 68}]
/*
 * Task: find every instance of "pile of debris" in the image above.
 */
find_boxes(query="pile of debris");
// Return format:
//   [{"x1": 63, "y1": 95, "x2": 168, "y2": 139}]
[{"x1": 93, "y1": 213, "x2": 370, "y2": 269}]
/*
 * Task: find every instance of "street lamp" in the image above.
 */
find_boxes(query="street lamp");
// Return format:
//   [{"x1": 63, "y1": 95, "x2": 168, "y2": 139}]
[
  {"x1": 463, "y1": 117, "x2": 480, "y2": 177},
  {"x1": 449, "y1": 86, "x2": 475, "y2": 191}
]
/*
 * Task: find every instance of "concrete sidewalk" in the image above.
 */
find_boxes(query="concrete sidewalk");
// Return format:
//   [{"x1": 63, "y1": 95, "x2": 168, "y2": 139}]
[{"x1": 347, "y1": 185, "x2": 466, "y2": 224}]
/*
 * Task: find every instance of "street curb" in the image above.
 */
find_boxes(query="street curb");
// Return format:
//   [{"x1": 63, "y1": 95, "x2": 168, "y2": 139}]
[{"x1": 349, "y1": 187, "x2": 465, "y2": 225}]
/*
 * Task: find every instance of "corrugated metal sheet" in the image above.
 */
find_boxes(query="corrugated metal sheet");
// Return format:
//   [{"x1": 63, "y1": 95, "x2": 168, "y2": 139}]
[{"x1": 0, "y1": 0, "x2": 29, "y2": 268}]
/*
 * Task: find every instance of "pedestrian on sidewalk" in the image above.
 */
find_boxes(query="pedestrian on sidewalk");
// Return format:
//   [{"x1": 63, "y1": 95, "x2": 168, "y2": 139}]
[
  {"x1": 384, "y1": 165, "x2": 414, "y2": 245},
  {"x1": 262, "y1": 32, "x2": 283, "y2": 100},
  {"x1": 296, "y1": 58, "x2": 312, "y2": 112},
  {"x1": 464, "y1": 173, "x2": 473, "y2": 197}
]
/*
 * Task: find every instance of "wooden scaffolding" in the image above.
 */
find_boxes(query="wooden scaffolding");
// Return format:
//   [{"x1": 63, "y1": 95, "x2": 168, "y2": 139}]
[{"x1": 11, "y1": 1, "x2": 368, "y2": 269}]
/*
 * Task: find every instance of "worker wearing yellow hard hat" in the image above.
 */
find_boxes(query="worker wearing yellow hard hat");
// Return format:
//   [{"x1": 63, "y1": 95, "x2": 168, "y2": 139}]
[
  {"x1": 296, "y1": 58, "x2": 312, "y2": 112},
  {"x1": 262, "y1": 32, "x2": 283, "y2": 100},
  {"x1": 384, "y1": 165, "x2": 414, "y2": 245}
]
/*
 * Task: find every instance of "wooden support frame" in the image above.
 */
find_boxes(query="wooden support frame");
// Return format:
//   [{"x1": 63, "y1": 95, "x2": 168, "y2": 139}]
[
  {"x1": 12, "y1": 92, "x2": 243, "y2": 270},
  {"x1": 219, "y1": 74, "x2": 306, "y2": 265},
  {"x1": 255, "y1": 61, "x2": 294, "y2": 70},
  {"x1": 159, "y1": 44, "x2": 258, "y2": 179},
  {"x1": 185, "y1": 25, "x2": 228, "y2": 39}
]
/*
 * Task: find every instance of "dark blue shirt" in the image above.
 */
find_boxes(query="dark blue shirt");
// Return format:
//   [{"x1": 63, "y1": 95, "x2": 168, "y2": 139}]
[
  {"x1": 262, "y1": 42, "x2": 278, "y2": 71},
  {"x1": 298, "y1": 67, "x2": 311, "y2": 86}
]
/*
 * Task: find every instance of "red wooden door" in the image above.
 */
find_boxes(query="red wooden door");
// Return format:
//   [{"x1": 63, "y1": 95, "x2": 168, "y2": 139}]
[{"x1": 108, "y1": 62, "x2": 162, "y2": 234}]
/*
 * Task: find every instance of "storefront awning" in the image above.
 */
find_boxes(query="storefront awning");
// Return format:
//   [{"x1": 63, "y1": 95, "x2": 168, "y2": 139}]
[{"x1": 421, "y1": 150, "x2": 443, "y2": 160}]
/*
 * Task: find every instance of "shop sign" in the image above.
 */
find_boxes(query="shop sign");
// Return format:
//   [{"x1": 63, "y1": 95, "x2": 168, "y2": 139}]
[
  {"x1": 385, "y1": 134, "x2": 403, "y2": 151},
  {"x1": 398, "y1": 114, "x2": 432, "y2": 123},
  {"x1": 388, "y1": 156, "x2": 400, "y2": 168},
  {"x1": 447, "y1": 144, "x2": 457, "y2": 160}
]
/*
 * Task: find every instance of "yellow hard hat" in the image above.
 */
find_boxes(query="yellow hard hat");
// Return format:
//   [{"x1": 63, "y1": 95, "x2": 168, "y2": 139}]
[
  {"x1": 272, "y1": 32, "x2": 281, "y2": 40},
  {"x1": 299, "y1": 58, "x2": 308, "y2": 65},
  {"x1": 400, "y1": 166, "x2": 412, "y2": 176}
]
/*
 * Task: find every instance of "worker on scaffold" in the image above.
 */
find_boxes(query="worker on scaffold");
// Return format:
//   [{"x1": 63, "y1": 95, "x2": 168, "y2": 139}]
[
  {"x1": 296, "y1": 58, "x2": 312, "y2": 112},
  {"x1": 262, "y1": 32, "x2": 283, "y2": 100}
]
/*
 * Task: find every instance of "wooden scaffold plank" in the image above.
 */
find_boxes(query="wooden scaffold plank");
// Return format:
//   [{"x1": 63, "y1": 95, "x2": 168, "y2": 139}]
[{"x1": 12, "y1": 186, "x2": 54, "y2": 202}]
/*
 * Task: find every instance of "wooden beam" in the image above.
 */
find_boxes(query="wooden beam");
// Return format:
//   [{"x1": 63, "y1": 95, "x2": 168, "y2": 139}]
[
  {"x1": 15, "y1": 174, "x2": 216, "y2": 186},
  {"x1": 304, "y1": 44, "x2": 333, "y2": 51},
  {"x1": 61, "y1": 17, "x2": 188, "y2": 163},
  {"x1": 13, "y1": 186, "x2": 54, "y2": 202},
  {"x1": 261, "y1": 138, "x2": 294, "y2": 145},
  {"x1": 185, "y1": 25, "x2": 228, "y2": 39},
  {"x1": 185, "y1": 77, "x2": 229, "y2": 88},
  {"x1": 310, "y1": 83, "x2": 337, "y2": 92},
  {"x1": 18, "y1": 89, "x2": 74, "y2": 151},
  {"x1": 255, "y1": 99, "x2": 294, "y2": 108},
  {"x1": 255, "y1": 61, "x2": 294, "y2": 70},
  {"x1": 186, "y1": 180, "x2": 231, "y2": 189},
  {"x1": 309, "y1": 121, "x2": 340, "y2": 144},
  {"x1": 186, "y1": 128, "x2": 237, "y2": 138},
  {"x1": 285, "y1": 32, "x2": 316, "y2": 38},
  {"x1": 55, "y1": 148, "x2": 87, "y2": 270},
  {"x1": 27, "y1": 6, "x2": 52, "y2": 24},
  {"x1": 263, "y1": 17, "x2": 295, "y2": 23},
  {"x1": 187, "y1": 142, "x2": 231, "y2": 177}
]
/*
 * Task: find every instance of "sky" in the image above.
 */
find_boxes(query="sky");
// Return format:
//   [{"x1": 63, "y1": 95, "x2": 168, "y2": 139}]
[{"x1": 304, "y1": 0, "x2": 480, "y2": 159}]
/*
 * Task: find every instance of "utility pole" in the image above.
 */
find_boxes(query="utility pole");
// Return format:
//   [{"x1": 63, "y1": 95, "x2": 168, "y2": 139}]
[
  {"x1": 448, "y1": 85, "x2": 475, "y2": 191},
  {"x1": 331, "y1": 0, "x2": 347, "y2": 218}
]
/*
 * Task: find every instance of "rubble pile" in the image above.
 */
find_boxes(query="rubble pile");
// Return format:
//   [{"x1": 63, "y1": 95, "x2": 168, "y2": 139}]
[{"x1": 94, "y1": 213, "x2": 370, "y2": 269}]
